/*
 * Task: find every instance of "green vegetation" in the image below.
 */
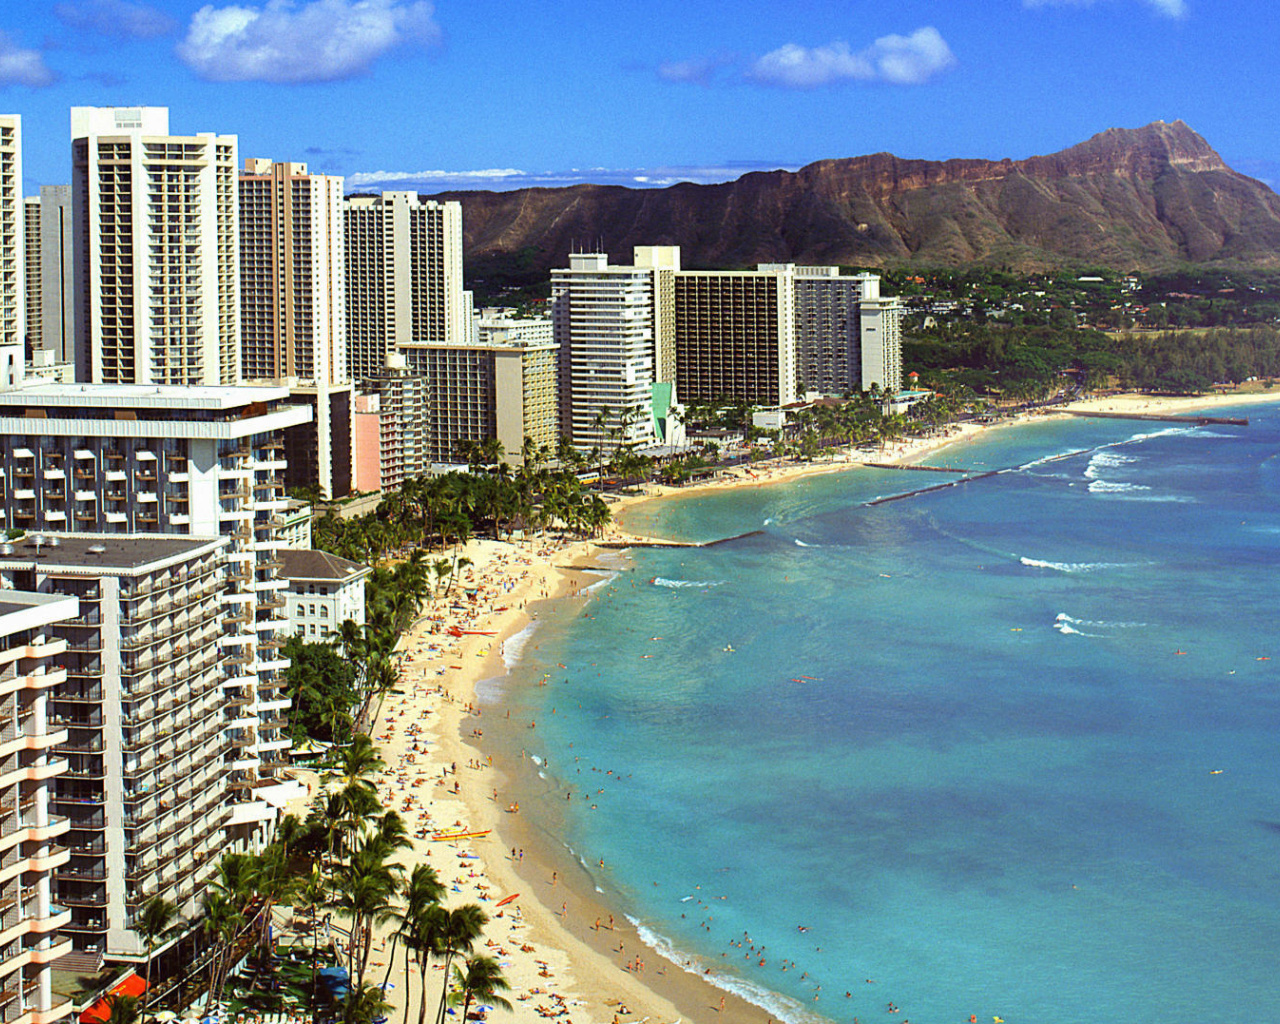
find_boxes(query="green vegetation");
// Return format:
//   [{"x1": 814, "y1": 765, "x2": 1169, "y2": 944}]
[{"x1": 313, "y1": 437, "x2": 610, "y2": 566}]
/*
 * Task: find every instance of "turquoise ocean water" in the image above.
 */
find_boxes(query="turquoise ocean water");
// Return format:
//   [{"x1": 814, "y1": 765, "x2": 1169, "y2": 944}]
[{"x1": 482, "y1": 405, "x2": 1280, "y2": 1024}]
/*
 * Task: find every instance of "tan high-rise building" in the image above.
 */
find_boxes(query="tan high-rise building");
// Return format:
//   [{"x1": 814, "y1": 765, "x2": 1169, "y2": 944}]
[
  {"x1": 410, "y1": 336, "x2": 559, "y2": 465},
  {"x1": 72, "y1": 107, "x2": 240, "y2": 386},
  {"x1": 343, "y1": 192, "x2": 464, "y2": 380},
  {"x1": 239, "y1": 159, "x2": 346, "y2": 384},
  {"x1": 674, "y1": 266, "x2": 798, "y2": 408},
  {"x1": 240, "y1": 160, "x2": 350, "y2": 498},
  {"x1": 0, "y1": 115, "x2": 23, "y2": 386}
]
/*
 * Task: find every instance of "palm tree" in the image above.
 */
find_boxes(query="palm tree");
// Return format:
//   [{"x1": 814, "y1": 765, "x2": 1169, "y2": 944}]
[
  {"x1": 447, "y1": 956, "x2": 512, "y2": 1022},
  {"x1": 432, "y1": 905, "x2": 488, "y2": 1024},
  {"x1": 333, "y1": 843, "x2": 402, "y2": 988},
  {"x1": 136, "y1": 896, "x2": 178, "y2": 1023},
  {"x1": 341, "y1": 981, "x2": 391, "y2": 1024},
  {"x1": 105, "y1": 994, "x2": 142, "y2": 1024},
  {"x1": 201, "y1": 890, "x2": 246, "y2": 1005},
  {"x1": 384, "y1": 865, "x2": 446, "y2": 1003}
]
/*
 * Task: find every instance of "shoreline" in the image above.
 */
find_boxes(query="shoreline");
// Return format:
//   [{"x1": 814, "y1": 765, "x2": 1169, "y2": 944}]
[{"x1": 342, "y1": 385, "x2": 1280, "y2": 1024}]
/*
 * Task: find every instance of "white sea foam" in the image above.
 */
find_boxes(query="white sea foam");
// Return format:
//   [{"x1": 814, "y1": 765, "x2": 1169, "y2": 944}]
[
  {"x1": 626, "y1": 916, "x2": 823, "y2": 1024},
  {"x1": 652, "y1": 577, "x2": 725, "y2": 589},
  {"x1": 1084, "y1": 450, "x2": 1139, "y2": 480},
  {"x1": 585, "y1": 571, "x2": 618, "y2": 594},
  {"x1": 530, "y1": 755, "x2": 543, "y2": 766},
  {"x1": 1020, "y1": 556, "x2": 1135, "y2": 573},
  {"x1": 502, "y1": 621, "x2": 541, "y2": 670},
  {"x1": 1056, "y1": 612, "x2": 1147, "y2": 629},
  {"x1": 1088, "y1": 479, "x2": 1151, "y2": 494},
  {"x1": 763, "y1": 517, "x2": 774, "y2": 525},
  {"x1": 793, "y1": 538, "x2": 815, "y2": 547}
]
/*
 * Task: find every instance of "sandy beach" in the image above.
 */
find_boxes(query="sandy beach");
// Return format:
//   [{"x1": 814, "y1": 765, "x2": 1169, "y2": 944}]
[{"x1": 308, "y1": 385, "x2": 1280, "y2": 1024}]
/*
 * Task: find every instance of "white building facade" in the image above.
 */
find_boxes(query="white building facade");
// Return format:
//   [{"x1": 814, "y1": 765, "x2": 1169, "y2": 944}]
[
  {"x1": 0, "y1": 588, "x2": 78, "y2": 1024},
  {"x1": 71, "y1": 107, "x2": 240, "y2": 387},
  {"x1": 0, "y1": 115, "x2": 23, "y2": 387},
  {"x1": 551, "y1": 249, "x2": 679, "y2": 449},
  {"x1": 0, "y1": 382, "x2": 311, "y2": 835}
]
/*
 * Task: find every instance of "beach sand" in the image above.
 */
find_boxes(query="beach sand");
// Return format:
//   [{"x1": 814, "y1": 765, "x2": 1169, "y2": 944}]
[{"x1": 303, "y1": 385, "x2": 1280, "y2": 1024}]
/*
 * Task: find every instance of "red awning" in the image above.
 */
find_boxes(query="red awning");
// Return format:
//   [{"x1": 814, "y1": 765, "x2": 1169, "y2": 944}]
[{"x1": 80, "y1": 974, "x2": 147, "y2": 1024}]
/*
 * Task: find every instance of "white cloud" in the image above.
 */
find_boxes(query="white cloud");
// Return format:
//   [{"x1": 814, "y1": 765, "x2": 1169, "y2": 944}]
[
  {"x1": 54, "y1": 0, "x2": 178, "y2": 39},
  {"x1": 658, "y1": 53, "x2": 734, "y2": 86},
  {"x1": 0, "y1": 31, "x2": 56, "y2": 87},
  {"x1": 349, "y1": 168, "x2": 527, "y2": 188},
  {"x1": 176, "y1": 0, "x2": 441, "y2": 83},
  {"x1": 1023, "y1": 0, "x2": 1188, "y2": 18},
  {"x1": 349, "y1": 161, "x2": 802, "y2": 191},
  {"x1": 749, "y1": 26, "x2": 956, "y2": 88}
]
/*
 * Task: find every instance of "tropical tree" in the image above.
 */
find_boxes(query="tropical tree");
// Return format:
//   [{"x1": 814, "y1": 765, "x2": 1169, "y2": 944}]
[
  {"x1": 432, "y1": 905, "x2": 488, "y2": 1024},
  {"x1": 136, "y1": 896, "x2": 178, "y2": 1023},
  {"x1": 447, "y1": 955, "x2": 512, "y2": 1022},
  {"x1": 105, "y1": 995, "x2": 141, "y2": 1024},
  {"x1": 341, "y1": 981, "x2": 392, "y2": 1024}
]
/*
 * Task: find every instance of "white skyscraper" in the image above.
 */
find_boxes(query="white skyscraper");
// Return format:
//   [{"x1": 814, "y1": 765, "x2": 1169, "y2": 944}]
[
  {"x1": 551, "y1": 248, "x2": 679, "y2": 449},
  {"x1": 72, "y1": 106, "x2": 240, "y2": 386},
  {"x1": 0, "y1": 115, "x2": 23, "y2": 386}
]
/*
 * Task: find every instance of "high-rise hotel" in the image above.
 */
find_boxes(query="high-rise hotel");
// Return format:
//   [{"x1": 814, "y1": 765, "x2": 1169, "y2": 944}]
[
  {"x1": 343, "y1": 192, "x2": 465, "y2": 380},
  {"x1": 71, "y1": 107, "x2": 239, "y2": 386},
  {"x1": 550, "y1": 247, "x2": 679, "y2": 449},
  {"x1": 240, "y1": 159, "x2": 351, "y2": 497}
]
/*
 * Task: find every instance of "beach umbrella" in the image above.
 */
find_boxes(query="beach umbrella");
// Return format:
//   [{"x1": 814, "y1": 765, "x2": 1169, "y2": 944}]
[{"x1": 153, "y1": 1012, "x2": 178, "y2": 1022}]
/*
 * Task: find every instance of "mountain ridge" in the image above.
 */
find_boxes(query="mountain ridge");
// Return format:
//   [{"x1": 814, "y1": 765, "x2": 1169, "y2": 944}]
[{"x1": 424, "y1": 122, "x2": 1280, "y2": 276}]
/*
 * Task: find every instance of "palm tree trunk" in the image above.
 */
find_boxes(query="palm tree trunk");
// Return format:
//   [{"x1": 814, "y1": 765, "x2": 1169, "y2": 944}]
[
  {"x1": 416, "y1": 964, "x2": 431, "y2": 1024},
  {"x1": 433, "y1": 954, "x2": 454, "y2": 1024}
]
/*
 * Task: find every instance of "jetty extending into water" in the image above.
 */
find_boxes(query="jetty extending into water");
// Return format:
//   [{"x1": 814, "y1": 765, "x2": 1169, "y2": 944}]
[
  {"x1": 1066, "y1": 410, "x2": 1248, "y2": 426},
  {"x1": 863, "y1": 471, "x2": 1002, "y2": 506},
  {"x1": 862, "y1": 462, "x2": 971, "y2": 474},
  {"x1": 598, "y1": 529, "x2": 765, "y2": 550}
]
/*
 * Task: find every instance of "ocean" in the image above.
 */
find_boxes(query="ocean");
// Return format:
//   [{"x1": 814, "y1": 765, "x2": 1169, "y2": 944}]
[{"x1": 481, "y1": 405, "x2": 1280, "y2": 1024}]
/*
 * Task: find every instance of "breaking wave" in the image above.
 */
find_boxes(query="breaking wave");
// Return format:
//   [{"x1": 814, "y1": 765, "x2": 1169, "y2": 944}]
[{"x1": 627, "y1": 915, "x2": 825, "y2": 1024}]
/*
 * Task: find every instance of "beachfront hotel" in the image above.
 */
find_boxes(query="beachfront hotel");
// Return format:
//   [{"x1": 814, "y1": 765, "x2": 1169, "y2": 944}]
[
  {"x1": 0, "y1": 381, "x2": 311, "y2": 840},
  {"x1": 409, "y1": 335, "x2": 560, "y2": 465},
  {"x1": 673, "y1": 265, "x2": 800, "y2": 408},
  {"x1": 0, "y1": 588, "x2": 79, "y2": 1024},
  {"x1": 0, "y1": 535, "x2": 232, "y2": 966},
  {"x1": 71, "y1": 107, "x2": 240, "y2": 388},
  {"x1": 550, "y1": 247, "x2": 680, "y2": 449},
  {"x1": 343, "y1": 192, "x2": 465, "y2": 381},
  {"x1": 239, "y1": 160, "x2": 352, "y2": 498},
  {"x1": 783, "y1": 266, "x2": 904, "y2": 395}
]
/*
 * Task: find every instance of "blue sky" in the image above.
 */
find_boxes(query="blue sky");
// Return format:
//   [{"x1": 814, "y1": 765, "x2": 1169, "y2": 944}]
[{"x1": 1, "y1": 0, "x2": 1276, "y2": 193}]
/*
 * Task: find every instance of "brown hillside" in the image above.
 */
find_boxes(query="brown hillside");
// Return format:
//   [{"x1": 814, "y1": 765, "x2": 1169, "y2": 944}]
[{"x1": 423, "y1": 121, "x2": 1280, "y2": 276}]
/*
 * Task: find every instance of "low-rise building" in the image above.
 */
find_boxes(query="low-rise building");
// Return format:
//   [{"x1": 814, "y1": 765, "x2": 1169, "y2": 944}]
[{"x1": 279, "y1": 549, "x2": 369, "y2": 642}]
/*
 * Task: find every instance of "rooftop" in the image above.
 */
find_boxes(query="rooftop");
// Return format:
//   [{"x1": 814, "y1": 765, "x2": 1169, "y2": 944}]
[
  {"x1": 279, "y1": 548, "x2": 369, "y2": 582},
  {"x1": 0, "y1": 380, "x2": 292, "y2": 410},
  {"x1": 0, "y1": 533, "x2": 226, "y2": 572}
]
